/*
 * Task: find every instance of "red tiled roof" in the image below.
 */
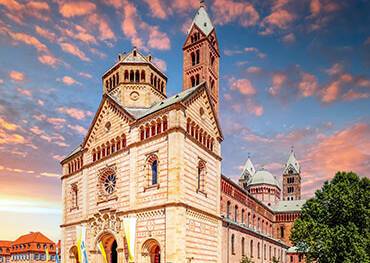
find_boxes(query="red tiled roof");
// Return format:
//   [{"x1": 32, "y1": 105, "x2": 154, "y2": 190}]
[
  {"x1": 12, "y1": 232, "x2": 53, "y2": 245},
  {"x1": 0, "y1": 241, "x2": 11, "y2": 248}
]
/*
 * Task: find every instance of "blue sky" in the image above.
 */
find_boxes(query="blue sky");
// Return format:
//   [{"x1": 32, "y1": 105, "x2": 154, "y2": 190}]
[{"x1": 0, "y1": 0, "x2": 369, "y2": 241}]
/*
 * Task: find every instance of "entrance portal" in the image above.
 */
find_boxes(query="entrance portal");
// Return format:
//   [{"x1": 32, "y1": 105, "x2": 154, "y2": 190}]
[
  {"x1": 142, "y1": 239, "x2": 161, "y2": 263},
  {"x1": 99, "y1": 233, "x2": 118, "y2": 263},
  {"x1": 69, "y1": 246, "x2": 79, "y2": 263}
]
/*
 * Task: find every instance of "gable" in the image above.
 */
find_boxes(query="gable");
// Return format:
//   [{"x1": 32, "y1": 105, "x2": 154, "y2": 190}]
[
  {"x1": 82, "y1": 95, "x2": 134, "y2": 150},
  {"x1": 183, "y1": 84, "x2": 223, "y2": 140},
  {"x1": 183, "y1": 24, "x2": 207, "y2": 48}
]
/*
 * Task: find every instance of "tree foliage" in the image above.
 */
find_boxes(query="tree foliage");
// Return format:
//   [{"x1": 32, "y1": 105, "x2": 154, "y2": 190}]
[{"x1": 291, "y1": 172, "x2": 370, "y2": 263}]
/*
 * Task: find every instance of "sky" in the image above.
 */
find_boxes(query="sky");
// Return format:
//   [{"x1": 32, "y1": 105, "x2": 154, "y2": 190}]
[{"x1": 0, "y1": 0, "x2": 369, "y2": 242}]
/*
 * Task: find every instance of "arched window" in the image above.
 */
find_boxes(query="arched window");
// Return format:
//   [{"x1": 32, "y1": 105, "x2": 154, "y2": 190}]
[
  {"x1": 156, "y1": 119, "x2": 162, "y2": 134},
  {"x1": 186, "y1": 119, "x2": 191, "y2": 133},
  {"x1": 116, "y1": 72, "x2": 119, "y2": 85},
  {"x1": 196, "y1": 49, "x2": 200, "y2": 64},
  {"x1": 250, "y1": 240, "x2": 253, "y2": 257},
  {"x1": 105, "y1": 80, "x2": 108, "y2": 89},
  {"x1": 92, "y1": 150, "x2": 96, "y2": 162},
  {"x1": 226, "y1": 201, "x2": 231, "y2": 219},
  {"x1": 231, "y1": 234, "x2": 235, "y2": 255},
  {"x1": 264, "y1": 244, "x2": 267, "y2": 259},
  {"x1": 101, "y1": 145, "x2": 106, "y2": 158},
  {"x1": 97, "y1": 147, "x2": 101, "y2": 160},
  {"x1": 269, "y1": 246, "x2": 272, "y2": 260},
  {"x1": 241, "y1": 209, "x2": 245, "y2": 224},
  {"x1": 112, "y1": 75, "x2": 116, "y2": 88},
  {"x1": 241, "y1": 237, "x2": 245, "y2": 256},
  {"x1": 111, "y1": 139, "x2": 116, "y2": 153},
  {"x1": 234, "y1": 205, "x2": 238, "y2": 222},
  {"x1": 145, "y1": 124, "x2": 150, "y2": 138},
  {"x1": 151, "y1": 121, "x2": 156, "y2": 137},
  {"x1": 150, "y1": 73, "x2": 153, "y2": 85},
  {"x1": 106, "y1": 142, "x2": 110, "y2": 156},
  {"x1": 116, "y1": 137, "x2": 121, "y2": 151},
  {"x1": 195, "y1": 74, "x2": 200, "y2": 85},
  {"x1": 130, "y1": 70, "x2": 134, "y2": 82},
  {"x1": 135, "y1": 70, "x2": 140, "y2": 82},
  {"x1": 197, "y1": 160, "x2": 206, "y2": 192},
  {"x1": 140, "y1": 126, "x2": 145, "y2": 141},
  {"x1": 280, "y1": 225, "x2": 285, "y2": 238},
  {"x1": 121, "y1": 134, "x2": 126, "y2": 148},
  {"x1": 160, "y1": 81, "x2": 164, "y2": 93},
  {"x1": 124, "y1": 70, "x2": 129, "y2": 81},
  {"x1": 154, "y1": 76, "x2": 157, "y2": 88},
  {"x1": 257, "y1": 242, "x2": 260, "y2": 258},
  {"x1": 147, "y1": 155, "x2": 158, "y2": 186},
  {"x1": 191, "y1": 52, "x2": 196, "y2": 66},
  {"x1": 71, "y1": 183, "x2": 78, "y2": 208},
  {"x1": 191, "y1": 76, "x2": 195, "y2": 87},
  {"x1": 162, "y1": 116, "x2": 168, "y2": 131},
  {"x1": 141, "y1": 70, "x2": 145, "y2": 82}
]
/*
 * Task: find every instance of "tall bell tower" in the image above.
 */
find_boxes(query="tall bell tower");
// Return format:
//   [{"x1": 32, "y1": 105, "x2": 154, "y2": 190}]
[
  {"x1": 182, "y1": 0, "x2": 220, "y2": 115},
  {"x1": 282, "y1": 147, "x2": 302, "y2": 201}
]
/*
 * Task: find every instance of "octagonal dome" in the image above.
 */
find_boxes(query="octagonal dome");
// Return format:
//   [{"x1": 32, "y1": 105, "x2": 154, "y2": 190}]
[{"x1": 248, "y1": 170, "x2": 280, "y2": 189}]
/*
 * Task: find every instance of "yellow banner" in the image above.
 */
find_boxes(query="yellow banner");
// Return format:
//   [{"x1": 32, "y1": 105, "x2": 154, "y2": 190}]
[
  {"x1": 97, "y1": 241, "x2": 108, "y2": 263},
  {"x1": 123, "y1": 217, "x2": 137, "y2": 262}
]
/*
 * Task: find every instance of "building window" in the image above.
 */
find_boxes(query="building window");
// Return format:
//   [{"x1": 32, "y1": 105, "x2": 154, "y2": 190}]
[
  {"x1": 197, "y1": 160, "x2": 206, "y2": 193},
  {"x1": 98, "y1": 166, "x2": 117, "y2": 200},
  {"x1": 241, "y1": 209, "x2": 245, "y2": 224},
  {"x1": 257, "y1": 242, "x2": 260, "y2": 259},
  {"x1": 71, "y1": 183, "x2": 78, "y2": 209},
  {"x1": 264, "y1": 244, "x2": 267, "y2": 259},
  {"x1": 231, "y1": 234, "x2": 235, "y2": 255},
  {"x1": 250, "y1": 240, "x2": 253, "y2": 257},
  {"x1": 280, "y1": 225, "x2": 285, "y2": 238},
  {"x1": 195, "y1": 49, "x2": 200, "y2": 64},
  {"x1": 234, "y1": 205, "x2": 238, "y2": 222},
  {"x1": 146, "y1": 155, "x2": 159, "y2": 186},
  {"x1": 226, "y1": 201, "x2": 231, "y2": 219},
  {"x1": 191, "y1": 52, "x2": 196, "y2": 66},
  {"x1": 269, "y1": 246, "x2": 272, "y2": 260},
  {"x1": 299, "y1": 254, "x2": 303, "y2": 262},
  {"x1": 241, "y1": 237, "x2": 245, "y2": 256}
]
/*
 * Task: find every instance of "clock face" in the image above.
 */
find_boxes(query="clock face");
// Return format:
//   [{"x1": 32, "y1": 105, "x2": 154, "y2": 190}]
[{"x1": 130, "y1": 91, "x2": 140, "y2": 101}]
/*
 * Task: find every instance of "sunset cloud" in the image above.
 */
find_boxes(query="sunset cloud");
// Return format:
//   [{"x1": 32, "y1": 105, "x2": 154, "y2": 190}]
[
  {"x1": 153, "y1": 58, "x2": 167, "y2": 72},
  {"x1": 16, "y1": 88, "x2": 32, "y2": 97},
  {"x1": 269, "y1": 73, "x2": 287, "y2": 96},
  {"x1": 57, "y1": 107, "x2": 93, "y2": 120},
  {"x1": 59, "y1": 1, "x2": 96, "y2": 18},
  {"x1": 59, "y1": 42, "x2": 90, "y2": 62},
  {"x1": 229, "y1": 78, "x2": 256, "y2": 96},
  {"x1": 34, "y1": 26, "x2": 57, "y2": 43},
  {"x1": 67, "y1": 124, "x2": 86, "y2": 135},
  {"x1": 37, "y1": 54, "x2": 59, "y2": 67},
  {"x1": 212, "y1": 0, "x2": 259, "y2": 27},
  {"x1": 298, "y1": 72, "x2": 318, "y2": 97},
  {"x1": 0, "y1": 117, "x2": 19, "y2": 131},
  {"x1": 0, "y1": 165, "x2": 34, "y2": 174},
  {"x1": 9, "y1": 70, "x2": 24, "y2": 81},
  {"x1": 246, "y1": 66, "x2": 262, "y2": 74}
]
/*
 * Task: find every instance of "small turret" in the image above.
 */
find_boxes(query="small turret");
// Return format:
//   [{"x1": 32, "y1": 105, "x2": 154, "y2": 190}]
[
  {"x1": 239, "y1": 155, "x2": 255, "y2": 189},
  {"x1": 282, "y1": 147, "x2": 302, "y2": 201}
]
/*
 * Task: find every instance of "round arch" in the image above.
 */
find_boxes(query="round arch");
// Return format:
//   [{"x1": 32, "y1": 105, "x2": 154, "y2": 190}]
[
  {"x1": 141, "y1": 239, "x2": 161, "y2": 263},
  {"x1": 94, "y1": 231, "x2": 121, "y2": 263},
  {"x1": 69, "y1": 246, "x2": 79, "y2": 263}
]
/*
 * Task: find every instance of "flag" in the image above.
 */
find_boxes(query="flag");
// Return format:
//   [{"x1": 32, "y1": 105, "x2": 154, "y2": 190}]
[
  {"x1": 97, "y1": 241, "x2": 108, "y2": 263},
  {"x1": 45, "y1": 248, "x2": 50, "y2": 262},
  {"x1": 55, "y1": 248, "x2": 60, "y2": 263},
  {"x1": 76, "y1": 225, "x2": 89, "y2": 263},
  {"x1": 123, "y1": 217, "x2": 137, "y2": 262},
  {"x1": 76, "y1": 226, "x2": 83, "y2": 263}
]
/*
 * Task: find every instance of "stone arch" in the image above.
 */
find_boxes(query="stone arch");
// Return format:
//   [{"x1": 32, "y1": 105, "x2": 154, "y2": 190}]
[
  {"x1": 94, "y1": 230, "x2": 122, "y2": 263},
  {"x1": 69, "y1": 245, "x2": 79, "y2": 263},
  {"x1": 141, "y1": 239, "x2": 161, "y2": 263}
]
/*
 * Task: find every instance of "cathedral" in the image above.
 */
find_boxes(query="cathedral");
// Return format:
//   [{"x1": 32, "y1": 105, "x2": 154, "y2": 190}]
[{"x1": 60, "y1": 3, "x2": 305, "y2": 263}]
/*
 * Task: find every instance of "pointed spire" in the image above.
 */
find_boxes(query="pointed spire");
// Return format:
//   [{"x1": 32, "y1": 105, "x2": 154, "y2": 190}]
[
  {"x1": 189, "y1": 1, "x2": 214, "y2": 36},
  {"x1": 240, "y1": 156, "x2": 255, "y2": 179},
  {"x1": 283, "y1": 147, "x2": 300, "y2": 174}
]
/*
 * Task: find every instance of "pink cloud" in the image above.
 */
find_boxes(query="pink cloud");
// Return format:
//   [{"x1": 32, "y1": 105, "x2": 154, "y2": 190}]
[
  {"x1": 325, "y1": 63, "x2": 343, "y2": 76},
  {"x1": 269, "y1": 73, "x2": 287, "y2": 96},
  {"x1": 147, "y1": 26, "x2": 171, "y2": 50},
  {"x1": 5, "y1": 30, "x2": 48, "y2": 52},
  {"x1": 79, "y1": 72, "x2": 92, "y2": 78},
  {"x1": 342, "y1": 90, "x2": 370, "y2": 101},
  {"x1": 153, "y1": 58, "x2": 167, "y2": 72},
  {"x1": 58, "y1": 76, "x2": 79, "y2": 86},
  {"x1": 57, "y1": 107, "x2": 93, "y2": 120},
  {"x1": 37, "y1": 54, "x2": 59, "y2": 67},
  {"x1": 246, "y1": 66, "x2": 262, "y2": 74},
  {"x1": 0, "y1": 0, "x2": 22, "y2": 11},
  {"x1": 298, "y1": 72, "x2": 318, "y2": 97},
  {"x1": 229, "y1": 78, "x2": 256, "y2": 96},
  {"x1": 59, "y1": 1, "x2": 96, "y2": 18},
  {"x1": 34, "y1": 26, "x2": 57, "y2": 42},
  {"x1": 310, "y1": 0, "x2": 321, "y2": 16},
  {"x1": 143, "y1": 0, "x2": 167, "y2": 19},
  {"x1": 9, "y1": 70, "x2": 24, "y2": 81},
  {"x1": 320, "y1": 74, "x2": 353, "y2": 103},
  {"x1": 0, "y1": 118, "x2": 19, "y2": 131},
  {"x1": 67, "y1": 124, "x2": 87, "y2": 135},
  {"x1": 282, "y1": 33, "x2": 295, "y2": 43},
  {"x1": 26, "y1": 1, "x2": 50, "y2": 11},
  {"x1": 0, "y1": 129, "x2": 27, "y2": 145},
  {"x1": 261, "y1": 9, "x2": 295, "y2": 34},
  {"x1": 212, "y1": 0, "x2": 259, "y2": 27},
  {"x1": 87, "y1": 14, "x2": 116, "y2": 41},
  {"x1": 59, "y1": 42, "x2": 90, "y2": 61},
  {"x1": 16, "y1": 88, "x2": 32, "y2": 97}
]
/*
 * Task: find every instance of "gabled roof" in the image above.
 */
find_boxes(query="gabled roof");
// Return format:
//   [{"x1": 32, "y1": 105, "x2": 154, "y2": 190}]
[
  {"x1": 12, "y1": 232, "x2": 53, "y2": 245},
  {"x1": 189, "y1": 6, "x2": 214, "y2": 36},
  {"x1": 240, "y1": 157, "x2": 255, "y2": 179},
  {"x1": 272, "y1": 199, "x2": 306, "y2": 212},
  {"x1": 283, "y1": 150, "x2": 300, "y2": 174}
]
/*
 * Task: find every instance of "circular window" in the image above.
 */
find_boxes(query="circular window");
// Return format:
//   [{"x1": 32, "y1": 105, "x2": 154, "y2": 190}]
[
  {"x1": 130, "y1": 91, "x2": 140, "y2": 101},
  {"x1": 199, "y1": 107, "x2": 205, "y2": 119},
  {"x1": 103, "y1": 173, "x2": 116, "y2": 194}
]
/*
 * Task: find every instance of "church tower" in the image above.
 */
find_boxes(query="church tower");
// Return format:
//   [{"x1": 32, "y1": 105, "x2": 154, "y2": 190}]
[
  {"x1": 239, "y1": 156, "x2": 255, "y2": 189},
  {"x1": 282, "y1": 148, "x2": 302, "y2": 200},
  {"x1": 182, "y1": 0, "x2": 220, "y2": 114}
]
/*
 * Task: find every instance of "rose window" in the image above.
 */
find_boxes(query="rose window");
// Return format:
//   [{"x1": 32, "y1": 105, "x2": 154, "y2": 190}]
[{"x1": 98, "y1": 167, "x2": 117, "y2": 199}]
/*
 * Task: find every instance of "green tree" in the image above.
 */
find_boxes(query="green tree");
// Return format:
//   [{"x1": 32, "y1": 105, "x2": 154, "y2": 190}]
[
  {"x1": 240, "y1": 256, "x2": 254, "y2": 263},
  {"x1": 271, "y1": 256, "x2": 280, "y2": 263},
  {"x1": 291, "y1": 172, "x2": 370, "y2": 263}
]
